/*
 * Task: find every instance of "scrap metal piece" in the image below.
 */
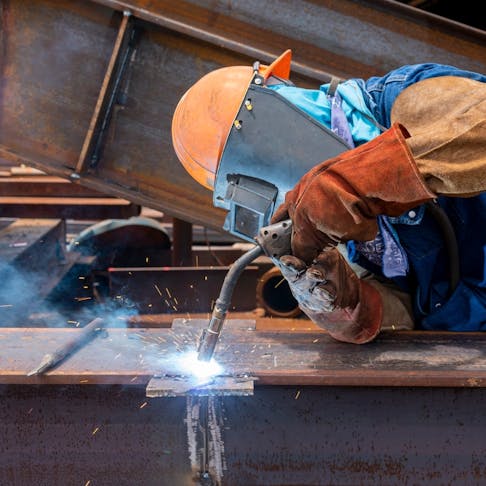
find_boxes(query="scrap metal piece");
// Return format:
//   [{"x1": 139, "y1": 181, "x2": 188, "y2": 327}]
[
  {"x1": 27, "y1": 317, "x2": 105, "y2": 376},
  {"x1": 146, "y1": 375, "x2": 255, "y2": 397}
]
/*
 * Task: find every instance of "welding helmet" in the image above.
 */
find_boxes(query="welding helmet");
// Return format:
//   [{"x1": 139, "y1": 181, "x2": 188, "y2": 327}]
[
  {"x1": 172, "y1": 49, "x2": 350, "y2": 241},
  {"x1": 172, "y1": 50, "x2": 292, "y2": 190}
]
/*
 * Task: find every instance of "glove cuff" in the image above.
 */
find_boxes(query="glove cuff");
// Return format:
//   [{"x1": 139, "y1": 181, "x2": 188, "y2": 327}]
[{"x1": 306, "y1": 280, "x2": 382, "y2": 344}]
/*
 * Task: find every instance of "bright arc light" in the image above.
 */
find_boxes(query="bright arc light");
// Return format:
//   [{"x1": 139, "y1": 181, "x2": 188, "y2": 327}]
[{"x1": 177, "y1": 351, "x2": 223, "y2": 379}]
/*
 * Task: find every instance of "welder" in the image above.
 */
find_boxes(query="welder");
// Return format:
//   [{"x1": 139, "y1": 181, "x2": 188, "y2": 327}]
[{"x1": 172, "y1": 49, "x2": 486, "y2": 345}]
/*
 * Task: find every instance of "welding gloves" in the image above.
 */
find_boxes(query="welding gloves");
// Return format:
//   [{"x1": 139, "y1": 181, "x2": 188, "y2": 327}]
[
  {"x1": 276, "y1": 249, "x2": 414, "y2": 343},
  {"x1": 271, "y1": 123, "x2": 435, "y2": 264}
]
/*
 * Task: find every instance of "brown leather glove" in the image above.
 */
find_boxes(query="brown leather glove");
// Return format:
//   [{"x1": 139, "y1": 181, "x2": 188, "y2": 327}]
[
  {"x1": 277, "y1": 248, "x2": 382, "y2": 344},
  {"x1": 271, "y1": 123, "x2": 435, "y2": 263}
]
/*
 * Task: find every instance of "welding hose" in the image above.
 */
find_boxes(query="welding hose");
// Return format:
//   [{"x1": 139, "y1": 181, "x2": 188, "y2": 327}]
[
  {"x1": 425, "y1": 201, "x2": 460, "y2": 297},
  {"x1": 197, "y1": 244, "x2": 263, "y2": 361}
]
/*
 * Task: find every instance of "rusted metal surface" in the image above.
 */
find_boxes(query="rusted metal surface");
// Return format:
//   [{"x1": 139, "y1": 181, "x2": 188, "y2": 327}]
[
  {"x1": 0, "y1": 196, "x2": 140, "y2": 219},
  {"x1": 75, "y1": 10, "x2": 135, "y2": 174},
  {"x1": 0, "y1": 0, "x2": 485, "y2": 232},
  {"x1": 3, "y1": 321, "x2": 486, "y2": 387},
  {"x1": 0, "y1": 218, "x2": 66, "y2": 268},
  {"x1": 171, "y1": 218, "x2": 193, "y2": 267},
  {"x1": 0, "y1": 175, "x2": 111, "y2": 197},
  {"x1": 1, "y1": 384, "x2": 486, "y2": 484},
  {"x1": 108, "y1": 266, "x2": 260, "y2": 313},
  {"x1": 0, "y1": 218, "x2": 88, "y2": 324},
  {"x1": 94, "y1": 0, "x2": 486, "y2": 79}
]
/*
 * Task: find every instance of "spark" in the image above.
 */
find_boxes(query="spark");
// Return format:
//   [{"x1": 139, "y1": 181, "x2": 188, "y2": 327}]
[
  {"x1": 313, "y1": 339, "x2": 319, "y2": 343},
  {"x1": 92, "y1": 427, "x2": 100, "y2": 436},
  {"x1": 165, "y1": 288, "x2": 172, "y2": 298},
  {"x1": 174, "y1": 351, "x2": 223, "y2": 379},
  {"x1": 85, "y1": 481, "x2": 91, "y2": 486},
  {"x1": 0, "y1": 304, "x2": 13, "y2": 308},
  {"x1": 139, "y1": 402, "x2": 148, "y2": 409},
  {"x1": 154, "y1": 284, "x2": 162, "y2": 296},
  {"x1": 295, "y1": 390, "x2": 301, "y2": 400}
]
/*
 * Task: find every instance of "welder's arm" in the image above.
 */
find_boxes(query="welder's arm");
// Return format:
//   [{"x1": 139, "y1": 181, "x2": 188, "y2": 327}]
[
  {"x1": 271, "y1": 123, "x2": 435, "y2": 264},
  {"x1": 276, "y1": 249, "x2": 413, "y2": 344},
  {"x1": 391, "y1": 76, "x2": 486, "y2": 197}
]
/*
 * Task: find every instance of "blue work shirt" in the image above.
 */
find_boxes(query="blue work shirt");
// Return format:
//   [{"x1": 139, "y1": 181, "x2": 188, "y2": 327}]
[{"x1": 271, "y1": 63, "x2": 486, "y2": 331}]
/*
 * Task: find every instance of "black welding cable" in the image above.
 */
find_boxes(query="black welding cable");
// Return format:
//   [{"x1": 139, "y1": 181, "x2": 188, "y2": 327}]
[
  {"x1": 197, "y1": 244, "x2": 263, "y2": 361},
  {"x1": 425, "y1": 201, "x2": 460, "y2": 297},
  {"x1": 215, "y1": 244, "x2": 264, "y2": 311}
]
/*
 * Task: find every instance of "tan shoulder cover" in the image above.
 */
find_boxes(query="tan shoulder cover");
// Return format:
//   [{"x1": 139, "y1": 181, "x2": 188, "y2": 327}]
[{"x1": 391, "y1": 76, "x2": 486, "y2": 196}]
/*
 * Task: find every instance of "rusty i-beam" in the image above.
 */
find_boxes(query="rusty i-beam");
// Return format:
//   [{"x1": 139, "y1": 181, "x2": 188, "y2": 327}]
[{"x1": 0, "y1": 0, "x2": 485, "y2": 231}]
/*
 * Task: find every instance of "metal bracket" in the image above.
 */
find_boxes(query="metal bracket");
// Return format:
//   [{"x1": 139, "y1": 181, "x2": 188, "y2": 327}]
[
  {"x1": 146, "y1": 374, "x2": 256, "y2": 397},
  {"x1": 74, "y1": 11, "x2": 139, "y2": 176}
]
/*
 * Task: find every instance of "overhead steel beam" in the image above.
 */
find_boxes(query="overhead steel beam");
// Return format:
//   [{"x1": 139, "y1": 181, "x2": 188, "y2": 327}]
[
  {"x1": 0, "y1": 0, "x2": 484, "y2": 232},
  {"x1": 92, "y1": 0, "x2": 486, "y2": 79}
]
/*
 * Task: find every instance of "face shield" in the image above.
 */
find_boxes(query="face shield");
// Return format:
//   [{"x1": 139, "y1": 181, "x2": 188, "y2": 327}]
[{"x1": 214, "y1": 68, "x2": 351, "y2": 242}]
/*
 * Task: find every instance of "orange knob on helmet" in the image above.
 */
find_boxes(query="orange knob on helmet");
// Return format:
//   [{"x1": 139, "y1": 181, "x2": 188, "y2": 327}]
[{"x1": 171, "y1": 50, "x2": 292, "y2": 190}]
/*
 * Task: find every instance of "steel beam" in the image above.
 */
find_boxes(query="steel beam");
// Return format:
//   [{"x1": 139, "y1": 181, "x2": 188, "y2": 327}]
[
  {"x1": 2, "y1": 321, "x2": 486, "y2": 387},
  {"x1": 0, "y1": 0, "x2": 484, "y2": 231},
  {"x1": 108, "y1": 267, "x2": 260, "y2": 313}
]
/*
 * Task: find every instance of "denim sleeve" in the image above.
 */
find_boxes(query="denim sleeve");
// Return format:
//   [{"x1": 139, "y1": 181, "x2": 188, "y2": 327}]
[{"x1": 362, "y1": 63, "x2": 486, "y2": 128}]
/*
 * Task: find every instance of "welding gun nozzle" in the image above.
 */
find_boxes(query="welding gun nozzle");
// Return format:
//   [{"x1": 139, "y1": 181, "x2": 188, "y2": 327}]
[
  {"x1": 197, "y1": 329, "x2": 219, "y2": 362},
  {"x1": 197, "y1": 309, "x2": 225, "y2": 362}
]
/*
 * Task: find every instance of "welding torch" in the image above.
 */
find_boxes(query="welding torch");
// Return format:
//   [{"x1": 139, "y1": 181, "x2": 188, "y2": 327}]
[{"x1": 197, "y1": 220, "x2": 292, "y2": 362}]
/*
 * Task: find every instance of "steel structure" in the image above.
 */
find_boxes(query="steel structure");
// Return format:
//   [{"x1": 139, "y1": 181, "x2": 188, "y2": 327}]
[
  {"x1": 1, "y1": 0, "x2": 485, "y2": 230},
  {"x1": 1, "y1": 0, "x2": 486, "y2": 484}
]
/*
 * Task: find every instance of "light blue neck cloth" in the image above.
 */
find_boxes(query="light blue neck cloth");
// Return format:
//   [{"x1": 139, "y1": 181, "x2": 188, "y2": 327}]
[{"x1": 268, "y1": 79, "x2": 381, "y2": 145}]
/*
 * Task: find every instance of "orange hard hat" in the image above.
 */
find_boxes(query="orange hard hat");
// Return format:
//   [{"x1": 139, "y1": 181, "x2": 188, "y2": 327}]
[{"x1": 171, "y1": 50, "x2": 292, "y2": 190}]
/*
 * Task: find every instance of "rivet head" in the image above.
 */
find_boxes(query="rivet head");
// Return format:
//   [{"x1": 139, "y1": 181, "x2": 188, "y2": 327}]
[{"x1": 408, "y1": 210, "x2": 416, "y2": 218}]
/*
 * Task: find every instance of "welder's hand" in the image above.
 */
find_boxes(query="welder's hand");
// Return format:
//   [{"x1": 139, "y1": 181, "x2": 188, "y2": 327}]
[
  {"x1": 276, "y1": 249, "x2": 360, "y2": 314},
  {"x1": 271, "y1": 123, "x2": 434, "y2": 264},
  {"x1": 276, "y1": 248, "x2": 383, "y2": 344}
]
